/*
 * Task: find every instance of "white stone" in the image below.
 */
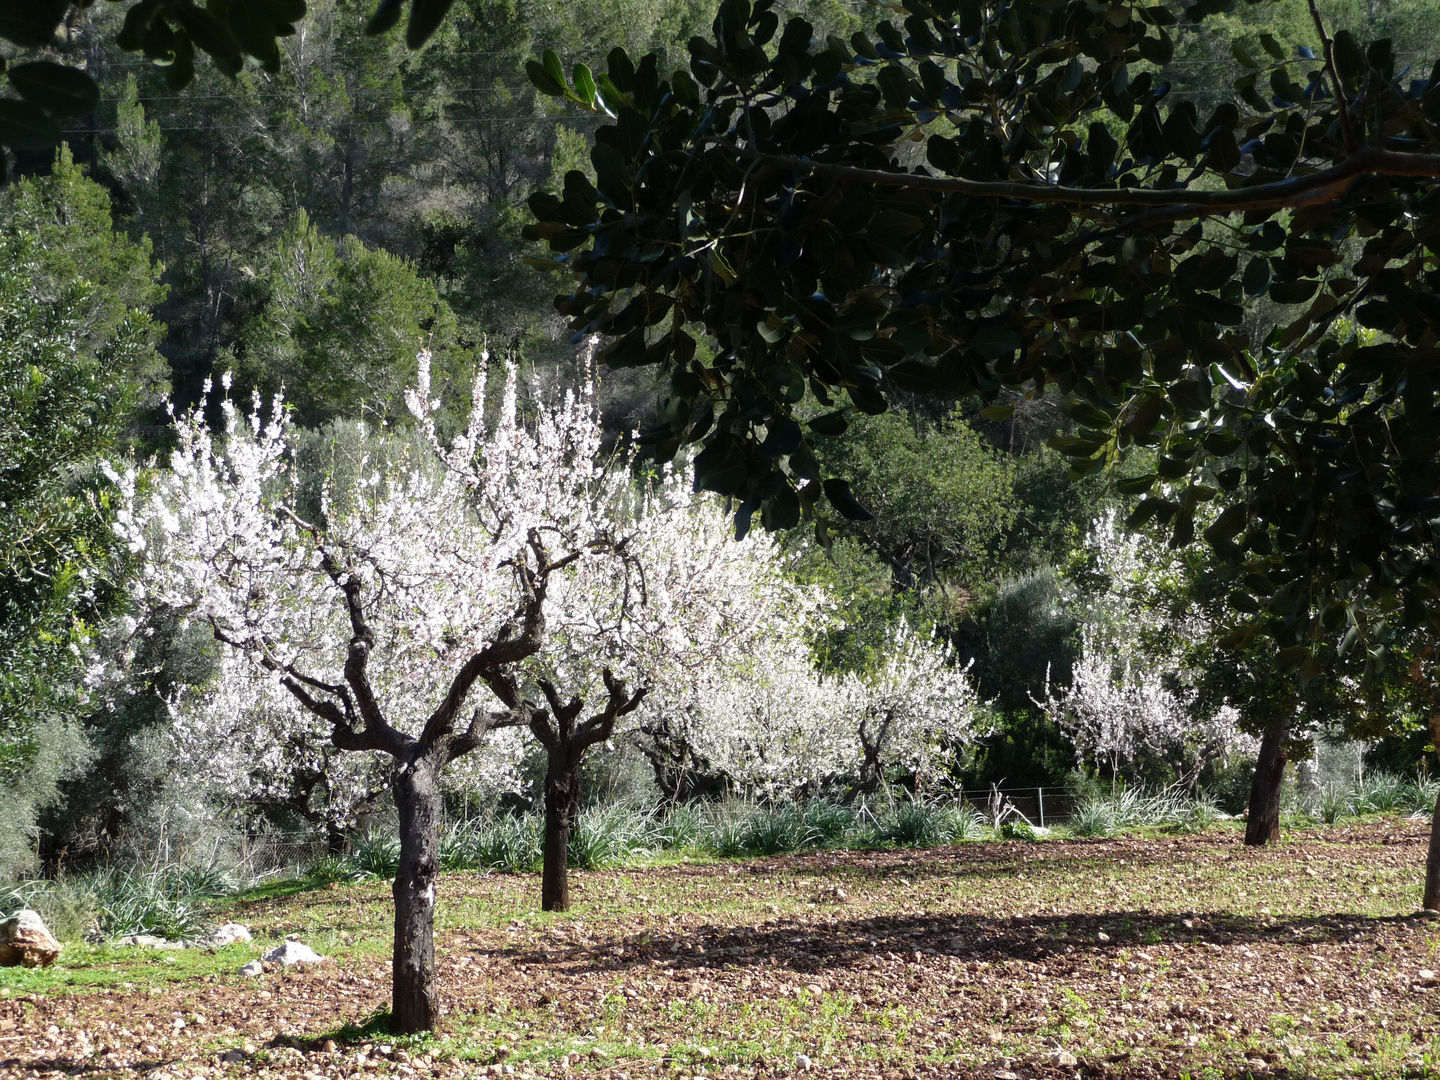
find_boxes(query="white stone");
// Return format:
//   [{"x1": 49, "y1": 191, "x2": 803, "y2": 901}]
[
  {"x1": 262, "y1": 940, "x2": 324, "y2": 966},
  {"x1": 238, "y1": 959, "x2": 265, "y2": 977},
  {"x1": 794, "y1": 1054, "x2": 812, "y2": 1070},
  {"x1": 199, "y1": 923, "x2": 252, "y2": 948}
]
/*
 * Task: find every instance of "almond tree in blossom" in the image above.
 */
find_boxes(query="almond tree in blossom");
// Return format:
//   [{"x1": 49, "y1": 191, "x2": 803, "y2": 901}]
[
  {"x1": 638, "y1": 619, "x2": 988, "y2": 801},
  {"x1": 109, "y1": 355, "x2": 644, "y2": 1032},
  {"x1": 1036, "y1": 510, "x2": 1256, "y2": 789}
]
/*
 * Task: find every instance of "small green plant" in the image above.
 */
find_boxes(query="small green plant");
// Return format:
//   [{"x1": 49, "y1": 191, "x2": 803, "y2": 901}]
[
  {"x1": 463, "y1": 814, "x2": 544, "y2": 873},
  {"x1": 734, "y1": 804, "x2": 816, "y2": 855},
  {"x1": 652, "y1": 804, "x2": 704, "y2": 850},
  {"x1": 1000, "y1": 819, "x2": 1038, "y2": 841}
]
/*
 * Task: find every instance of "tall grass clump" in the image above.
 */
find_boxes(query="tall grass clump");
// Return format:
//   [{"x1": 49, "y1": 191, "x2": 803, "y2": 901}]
[
  {"x1": 1066, "y1": 787, "x2": 1212, "y2": 837},
  {"x1": 569, "y1": 802, "x2": 657, "y2": 869},
  {"x1": 651, "y1": 803, "x2": 704, "y2": 850},
  {"x1": 1315, "y1": 772, "x2": 1440, "y2": 823},
  {"x1": 3, "y1": 866, "x2": 239, "y2": 941},
  {"x1": 863, "y1": 798, "x2": 984, "y2": 848},
  {"x1": 350, "y1": 834, "x2": 402, "y2": 879}
]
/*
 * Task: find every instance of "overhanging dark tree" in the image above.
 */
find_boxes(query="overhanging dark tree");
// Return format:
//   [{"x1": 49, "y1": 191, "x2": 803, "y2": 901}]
[{"x1": 522, "y1": 0, "x2": 1440, "y2": 860}]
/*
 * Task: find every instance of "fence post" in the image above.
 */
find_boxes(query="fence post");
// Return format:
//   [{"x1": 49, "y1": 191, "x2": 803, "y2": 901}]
[{"x1": 1038, "y1": 787, "x2": 1045, "y2": 829}]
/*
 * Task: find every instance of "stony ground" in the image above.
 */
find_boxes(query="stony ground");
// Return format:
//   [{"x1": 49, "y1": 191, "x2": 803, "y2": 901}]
[{"x1": 4, "y1": 820, "x2": 1440, "y2": 1079}]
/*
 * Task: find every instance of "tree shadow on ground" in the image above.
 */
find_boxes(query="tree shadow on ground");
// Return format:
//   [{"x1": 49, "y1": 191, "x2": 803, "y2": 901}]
[{"x1": 476, "y1": 905, "x2": 1428, "y2": 977}]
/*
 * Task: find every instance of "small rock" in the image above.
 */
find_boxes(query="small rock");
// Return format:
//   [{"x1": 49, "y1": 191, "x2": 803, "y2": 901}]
[
  {"x1": 321, "y1": 1039, "x2": 338, "y2": 1052},
  {"x1": 219, "y1": 1049, "x2": 246, "y2": 1063},
  {"x1": 994, "y1": 1071, "x2": 1021, "y2": 1080},
  {"x1": 0, "y1": 910, "x2": 61, "y2": 968},
  {"x1": 1097, "y1": 931, "x2": 1111, "y2": 943},
  {"x1": 238, "y1": 960, "x2": 264, "y2": 977},
  {"x1": 1418, "y1": 969, "x2": 1437, "y2": 985},
  {"x1": 1050, "y1": 1049, "x2": 1078, "y2": 1067},
  {"x1": 795, "y1": 1053, "x2": 812, "y2": 1070},
  {"x1": 262, "y1": 940, "x2": 324, "y2": 966},
  {"x1": 113, "y1": 934, "x2": 171, "y2": 949},
  {"x1": 198, "y1": 923, "x2": 252, "y2": 948}
]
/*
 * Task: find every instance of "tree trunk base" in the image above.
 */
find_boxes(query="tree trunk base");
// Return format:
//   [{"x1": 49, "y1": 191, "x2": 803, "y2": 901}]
[
  {"x1": 1424, "y1": 791, "x2": 1440, "y2": 912},
  {"x1": 1245, "y1": 721, "x2": 1288, "y2": 847}
]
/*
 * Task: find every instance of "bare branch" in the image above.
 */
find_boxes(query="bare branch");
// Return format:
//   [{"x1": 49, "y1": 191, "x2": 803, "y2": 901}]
[
  {"x1": 573, "y1": 669, "x2": 649, "y2": 753},
  {"x1": 1307, "y1": 0, "x2": 1356, "y2": 151}
]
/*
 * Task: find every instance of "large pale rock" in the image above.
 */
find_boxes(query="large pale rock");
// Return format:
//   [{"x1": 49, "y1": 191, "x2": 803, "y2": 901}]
[
  {"x1": 0, "y1": 909, "x2": 62, "y2": 967},
  {"x1": 262, "y1": 940, "x2": 323, "y2": 966}
]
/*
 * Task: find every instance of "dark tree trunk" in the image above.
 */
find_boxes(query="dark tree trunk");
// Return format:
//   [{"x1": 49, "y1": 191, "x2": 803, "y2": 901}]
[
  {"x1": 1245, "y1": 719, "x2": 1289, "y2": 847},
  {"x1": 1426, "y1": 715, "x2": 1440, "y2": 911},
  {"x1": 542, "y1": 757, "x2": 580, "y2": 912},
  {"x1": 1424, "y1": 790, "x2": 1440, "y2": 912},
  {"x1": 326, "y1": 825, "x2": 349, "y2": 856},
  {"x1": 391, "y1": 756, "x2": 442, "y2": 1033}
]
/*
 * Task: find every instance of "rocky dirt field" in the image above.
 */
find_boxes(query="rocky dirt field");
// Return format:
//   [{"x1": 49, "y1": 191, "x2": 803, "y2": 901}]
[{"x1": 3, "y1": 820, "x2": 1440, "y2": 1079}]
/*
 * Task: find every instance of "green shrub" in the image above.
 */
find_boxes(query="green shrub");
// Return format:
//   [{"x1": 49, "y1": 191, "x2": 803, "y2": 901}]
[
  {"x1": 350, "y1": 834, "x2": 402, "y2": 879},
  {"x1": 1000, "y1": 819, "x2": 1039, "y2": 841},
  {"x1": 734, "y1": 804, "x2": 817, "y2": 855},
  {"x1": 466, "y1": 815, "x2": 543, "y2": 873},
  {"x1": 802, "y1": 799, "x2": 856, "y2": 845},
  {"x1": 1067, "y1": 798, "x2": 1118, "y2": 837}
]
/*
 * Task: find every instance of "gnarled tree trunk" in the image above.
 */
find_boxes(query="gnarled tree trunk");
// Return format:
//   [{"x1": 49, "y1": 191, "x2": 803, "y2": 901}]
[
  {"x1": 1245, "y1": 719, "x2": 1289, "y2": 847},
  {"x1": 391, "y1": 755, "x2": 442, "y2": 1033},
  {"x1": 542, "y1": 754, "x2": 581, "y2": 912}
]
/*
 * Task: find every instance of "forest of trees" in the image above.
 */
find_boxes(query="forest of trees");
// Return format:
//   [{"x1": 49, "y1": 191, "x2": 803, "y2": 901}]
[{"x1": 3, "y1": 0, "x2": 1440, "y2": 929}]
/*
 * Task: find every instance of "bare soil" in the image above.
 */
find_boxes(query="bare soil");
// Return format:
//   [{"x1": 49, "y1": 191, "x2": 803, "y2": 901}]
[{"x1": 4, "y1": 820, "x2": 1440, "y2": 1079}]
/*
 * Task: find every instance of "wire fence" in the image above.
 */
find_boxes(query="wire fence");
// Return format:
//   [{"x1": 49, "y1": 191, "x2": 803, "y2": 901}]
[{"x1": 952, "y1": 787, "x2": 1081, "y2": 829}]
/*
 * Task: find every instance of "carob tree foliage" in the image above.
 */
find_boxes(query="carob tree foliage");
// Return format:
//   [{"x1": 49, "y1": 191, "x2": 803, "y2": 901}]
[{"x1": 522, "y1": 0, "x2": 1440, "y2": 876}]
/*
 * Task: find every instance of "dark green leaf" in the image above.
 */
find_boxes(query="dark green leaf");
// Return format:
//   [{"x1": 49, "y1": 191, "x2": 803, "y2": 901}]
[
  {"x1": 573, "y1": 63, "x2": 597, "y2": 107},
  {"x1": 0, "y1": 0, "x2": 65, "y2": 48},
  {"x1": 406, "y1": 0, "x2": 457, "y2": 48},
  {"x1": 969, "y1": 322, "x2": 1021, "y2": 361},
  {"x1": 692, "y1": 440, "x2": 749, "y2": 496},
  {"x1": 822, "y1": 478, "x2": 872, "y2": 521},
  {"x1": 807, "y1": 409, "x2": 849, "y2": 438},
  {"x1": 1115, "y1": 473, "x2": 1157, "y2": 495},
  {"x1": 526, "y1": 59, "x2": 566, "y2": 97},
  {"x1": 0, "y1": 98, "x2": 61, "y2": 150},
  {"x1": 228, "y1": 0, "x2": 283, "y2": 72},
  {"x1": 6, "y1": 62, "x2": 99, "y2": 118},
  {"x1": 365, "y1": 0, "x2": 404, "y2": 34},
  {"x1": 542, "y1": 49, "x2": 565, "y2": 92},
  {"x1": 169, "y1": 3, "x2": 242, "y2": 75}
]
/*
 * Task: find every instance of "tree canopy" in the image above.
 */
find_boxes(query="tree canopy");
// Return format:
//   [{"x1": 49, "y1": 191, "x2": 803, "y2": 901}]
[{"x1": 518, "y1": 0, "x2": 1440, "y2": 680}]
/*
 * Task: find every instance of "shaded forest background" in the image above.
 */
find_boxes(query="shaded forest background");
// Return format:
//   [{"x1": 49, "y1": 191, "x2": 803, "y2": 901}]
[{"x1": 4, "y1": 0, "x2": 1440, "y2": 876}]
